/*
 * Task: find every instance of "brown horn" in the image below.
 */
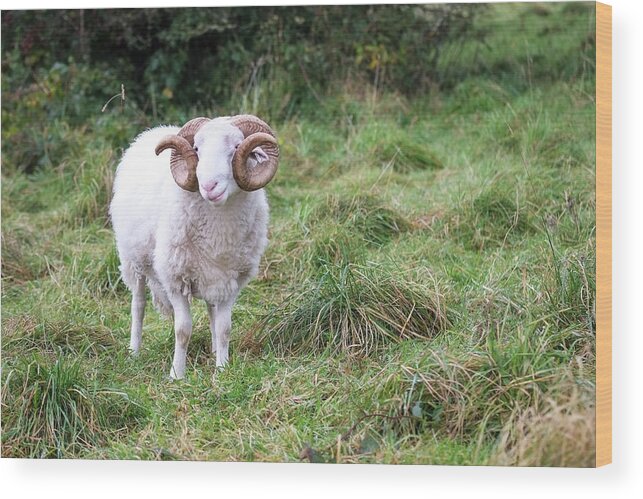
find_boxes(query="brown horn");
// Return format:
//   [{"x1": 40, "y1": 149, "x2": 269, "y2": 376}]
[
  {"x1": 230, "y1": 115, "x2": 280, "y2": 191},
  {"x1": 155, "y1": 117, "x2": 210, "y2": 192}
]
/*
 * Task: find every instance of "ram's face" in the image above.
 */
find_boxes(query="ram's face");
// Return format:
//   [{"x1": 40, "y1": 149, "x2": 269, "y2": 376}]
[{"x1": 193, "y1": 121, "x2": 268, "y2": 206}]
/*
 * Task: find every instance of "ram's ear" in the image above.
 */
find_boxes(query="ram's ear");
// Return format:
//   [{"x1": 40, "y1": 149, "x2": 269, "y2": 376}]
[{"x1": 248, "y1": 146, "x2": 269, "y2": 167}]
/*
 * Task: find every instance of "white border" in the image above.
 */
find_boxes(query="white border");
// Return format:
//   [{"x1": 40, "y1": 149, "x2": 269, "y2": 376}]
[{"x1": 1, "y1": 0, "x2": 641, "y2": 497}]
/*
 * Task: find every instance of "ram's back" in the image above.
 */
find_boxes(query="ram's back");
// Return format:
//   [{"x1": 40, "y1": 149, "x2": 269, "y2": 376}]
[{"x1": 110, "y1": 126, "x2": 180, "y2": 269}]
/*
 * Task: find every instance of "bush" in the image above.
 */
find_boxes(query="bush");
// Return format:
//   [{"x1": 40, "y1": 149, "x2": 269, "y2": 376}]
[
  {"x1": 1, "y1": 56, "x2": 122, "y2": 173},
  {"x1": 2, "y1": 6, "x2": 482, "y2": 120}
]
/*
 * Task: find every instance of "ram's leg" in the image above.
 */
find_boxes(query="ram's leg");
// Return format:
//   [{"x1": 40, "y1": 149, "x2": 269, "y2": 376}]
[
  {"x1": 169, "y1": 293, "x2": 192, "y2": 380},
  {"x1": 213, "y1": 298, "x2": 234, "y2": 368},
  {"x1": 129, "y1": 275, "x2": 146, "y2": 355},
  {"x1": 207, "y1": 304, "x2": 217, "y2": 356}
]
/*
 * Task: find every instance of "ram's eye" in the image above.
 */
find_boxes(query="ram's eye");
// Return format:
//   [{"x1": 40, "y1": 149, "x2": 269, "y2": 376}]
[{"x1": 194, "y1": 146, "x2": 199, "y2": 152}]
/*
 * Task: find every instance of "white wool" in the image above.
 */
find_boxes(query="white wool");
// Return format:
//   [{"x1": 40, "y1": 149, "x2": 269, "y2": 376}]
[{"x1": 109, "y1": 120, "x2": 270, "y2": 378}]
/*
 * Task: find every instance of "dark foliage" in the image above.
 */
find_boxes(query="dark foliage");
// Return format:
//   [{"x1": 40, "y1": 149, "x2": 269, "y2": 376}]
[{"x1": 2, "y1": 6, "x2": 481, "y2": 116}]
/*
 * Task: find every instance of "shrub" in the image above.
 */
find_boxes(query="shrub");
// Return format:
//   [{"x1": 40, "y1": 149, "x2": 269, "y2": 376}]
[{"x1": 2, "y1": 5, "x2": 482, "y2": 120}]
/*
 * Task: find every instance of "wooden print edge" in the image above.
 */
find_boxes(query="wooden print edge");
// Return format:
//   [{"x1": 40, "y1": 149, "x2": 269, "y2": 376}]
[{"x1": 595, "y1": 1, "x2": 612, "y2": 468}]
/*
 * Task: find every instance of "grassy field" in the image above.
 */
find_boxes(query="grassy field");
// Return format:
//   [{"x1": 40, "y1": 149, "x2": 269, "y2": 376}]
[{"x1": 1, "y1": 3, "x2": 597, "y2": 465}]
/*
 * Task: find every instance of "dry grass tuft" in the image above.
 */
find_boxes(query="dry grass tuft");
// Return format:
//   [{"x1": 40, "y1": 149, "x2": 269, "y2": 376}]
[
  {"x1": 490, "y1": 389, "x2": 595, "y2": 467},
  {"x1": 241, "y1": 263, "x2": 449, "y2": 358}
]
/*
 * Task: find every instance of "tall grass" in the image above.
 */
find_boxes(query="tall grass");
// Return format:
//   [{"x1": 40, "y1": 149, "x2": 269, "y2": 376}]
[
  {"x1": 243, "y1": 263, "x2": 448, "y2": 357},
  {"x1": 491, "y1": 388, "x2": 595, "y2": 467},
  {"x1": 3, "y1": 314, "x2": 118, "y2": 357},
  {"x1": 1, "y1": 355, "x2": 146, "y2": 458}
]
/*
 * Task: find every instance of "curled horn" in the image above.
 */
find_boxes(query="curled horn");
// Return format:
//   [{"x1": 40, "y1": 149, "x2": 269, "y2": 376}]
[
  {"x1": 155, "y1": 117, "x2": 210, "y2": 192},
  {"x1": 230, "y1": 115, "x2": 280, "y2": 191}
]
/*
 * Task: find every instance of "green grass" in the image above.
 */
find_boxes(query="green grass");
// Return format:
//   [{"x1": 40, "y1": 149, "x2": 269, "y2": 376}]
[
  {"x1": 2, "y1": 354, "x2": 147, "y2": 458},
  {"x1": 242, "y1": 263, "x2": 448, "y2": 358},
  {"x1": 1, "y1": 3, "x2": 596, "y2": 465}
]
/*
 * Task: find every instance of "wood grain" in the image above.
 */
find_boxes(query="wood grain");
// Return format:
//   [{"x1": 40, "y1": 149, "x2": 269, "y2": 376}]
[{"x1": 595, "y1": 1, "x2": 612, "y2": 468}]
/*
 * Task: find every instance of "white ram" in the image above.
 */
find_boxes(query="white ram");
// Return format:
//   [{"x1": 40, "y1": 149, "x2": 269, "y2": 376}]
[{"x1": 109, "y1": 115, "x2": 279, "y2": 379}]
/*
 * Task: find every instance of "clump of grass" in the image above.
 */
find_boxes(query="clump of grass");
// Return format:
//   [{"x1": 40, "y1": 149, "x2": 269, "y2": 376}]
[
  {"x1": 396, "y1": 325, "x2": 571, "y2": 439},
  {"x1": 276, "y1": 121, "x2": 345, "y2": 183},
  {"x1": 82, "y1": 243, "x2": 125, "y2": 295},
  {"x1": 311, "y1": 193, "x2": 410, "y2": 246},
  {"x1": 451, "y1": 183, "x2": 534, "y2": 250},
  {"x1": 65, "y1": 147, "x2": 115, "y2": 228},
  {"x1": 242, "y1": 263, "x2": 449, "y2": 358},
  {"x1": 1, "y1": 172, "x2": 50, "y2": 215},
  {"x1": 306, "y1": 222, "x2": 366, "y2": 269},
  {"x1": 375, "y1": 135, "x2": 444, "y2": 174},
  {"x1": 1, "y1": 226, "x2": 46, "y2": 284},
  {"x1": 538, "y1": 133, "x2": 589, "y2": 169},
  {"x1": 2, "y1": 314, "x2": 118, "y2": 357},
  {"x1": 447, "y1": 78, "x2": 508, "y2": 114},
  {"x1": 543, "y1": 240, "x2": 595, "y2": 332},
  {"x1": 291, "y1": 193, "x2": 410, "y2": 271},
  {"x1": 490, "y1": 390, "x2": 595, "y2": 467},
  {"x1": 473, "y1": 190, "x2": 529, "y2": 233},
  {"x1": 1, "y1": 355, "x2": 147, "y2": 458}
]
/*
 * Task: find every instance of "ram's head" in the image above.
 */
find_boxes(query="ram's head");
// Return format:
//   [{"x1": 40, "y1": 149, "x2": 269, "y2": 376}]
[{"x1": 155, "y1": 115, "x2": 280, "y2": 204}]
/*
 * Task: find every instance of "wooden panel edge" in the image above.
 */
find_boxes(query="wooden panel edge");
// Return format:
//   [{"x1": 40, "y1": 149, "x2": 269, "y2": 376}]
[{"x1": 595, "y1": 1, "x2": 612, "y2": 468}]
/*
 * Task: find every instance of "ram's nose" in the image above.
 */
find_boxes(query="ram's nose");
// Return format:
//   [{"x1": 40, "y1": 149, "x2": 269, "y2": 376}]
[{"x1": 202, "y1": 180, "x2": 219, "y2": 193}]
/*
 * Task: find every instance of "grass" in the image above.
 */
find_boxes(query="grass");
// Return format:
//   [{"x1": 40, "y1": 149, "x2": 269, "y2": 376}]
[
  {"x1": 1, "y1": 3, "x2": 597, "y2": 465},
  {"x1": 374, "y1": 135, "x2": 444, "y2": 174},
  {"x1": 242, "y1": 263, "x2": 448, "y2": 358},
  {"x1": 2, "y1": 354, "x2": 147, "y2": 458}
]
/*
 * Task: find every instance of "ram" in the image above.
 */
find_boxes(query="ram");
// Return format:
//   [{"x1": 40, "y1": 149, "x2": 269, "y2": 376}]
[{"x1": 109, "y1": 115, "x2": 279, "y2": 379}]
